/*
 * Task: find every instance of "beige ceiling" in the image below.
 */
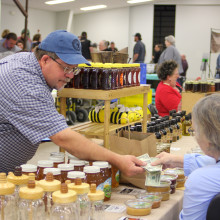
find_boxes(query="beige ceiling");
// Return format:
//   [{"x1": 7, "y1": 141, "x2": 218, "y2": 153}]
[{"x1": 2, "y1": 0, "x2": 220, "y2": 14}]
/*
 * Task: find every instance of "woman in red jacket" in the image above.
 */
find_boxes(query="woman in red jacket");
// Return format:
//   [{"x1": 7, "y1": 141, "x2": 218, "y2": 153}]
[{"x1": 155, "y1": 60, "x2": 182, "y2": 117}]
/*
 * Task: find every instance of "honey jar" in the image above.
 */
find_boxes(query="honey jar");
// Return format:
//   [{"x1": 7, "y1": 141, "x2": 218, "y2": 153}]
[
  {"x1": 67, "y1": 171, "x2": 86, "y2": 183},
  {"x1": 43, "y1": 168, "x2": 62, "y2": 182},
  {"x1": 69, "y1": 159, "x2": 85, "y2": 172},
  {"x1": 58, "y1": 164, "x2": 74, "y2": 183},
  {"x1": 36, "y1": 160, "x2": 54, "y2": 181},
  {"x1": 21, "y1": 164, "x2": 37, "y2": 177}
]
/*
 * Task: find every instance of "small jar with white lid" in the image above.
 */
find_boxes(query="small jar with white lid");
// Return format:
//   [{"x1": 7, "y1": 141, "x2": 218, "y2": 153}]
[
  {"x1": 88, "y1": 184, "x2": 105, "y2": 220},
  {"x1": 21, "y1": 164, "x2": 37, "y2": 177},
  {"x1": 50, "y1": 152, "x2": 65, "y2": 168},
  {"x1": 51, "y1": 183, "x2": 78, "y2": 220},
  {"x1": 67, "y1": 171, "x2": 86, "y2": 183},
  {"x1": 84, "y1": 166, "x2": 103, "y2": 191},
  {"x1": 69, "y1": 159, "x2": 85, "y2": 172},
  {"x1": 18, "y1": 180, "x2": 45, "y2": 220},
  {"x1": 43, "y1": 168, "x2": 62, "y2": 182},
  {"x1": 0, "y1": 173, "x2": 17, "y2": 220},
  {"x1": 67, "y1": 178, "x2": 90, "y2": 220},
  {"x1": 36, "y1": 160, "x2": 54, "y2": 181},
  {"x1": 58, "y1": 164, "x2": 74, "y2": 183},
  {"x1": 38, "y1": 172, "x2": 61, "y2": 219}
]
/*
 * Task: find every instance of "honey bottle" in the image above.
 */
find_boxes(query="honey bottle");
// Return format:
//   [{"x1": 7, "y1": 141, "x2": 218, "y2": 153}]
[
  {"x1": 18, "y1": 180, "x2": 45, "y2": 220},
  {"x1": 0, "y1": 173, "x2": 16, "y2": 220},
  {"x1": 171, "y1": 119, "x2": 178, "y2": 142},
  {"x1": 182, "y1": 115, "x2": 192, "y2": 136},
  {"x1": 88, "y1": 184, "x2": 105, "y2": 220},
  {"x1": 67, "y1": 178, "x2": 90, "y2": 220},
  {"x1": 38, "y1": 172, "x2": 61, "y2": 219}
]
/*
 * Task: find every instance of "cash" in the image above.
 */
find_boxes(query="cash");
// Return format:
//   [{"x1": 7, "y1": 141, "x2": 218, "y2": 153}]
[{"x1": 137, "y1": 154, "x2": 162, "y2": 186}]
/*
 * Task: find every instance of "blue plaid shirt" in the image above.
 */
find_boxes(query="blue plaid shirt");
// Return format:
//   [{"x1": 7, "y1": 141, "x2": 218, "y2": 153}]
[{"x1": 0, "y1": 52, "x2": 68, "y2": 173}]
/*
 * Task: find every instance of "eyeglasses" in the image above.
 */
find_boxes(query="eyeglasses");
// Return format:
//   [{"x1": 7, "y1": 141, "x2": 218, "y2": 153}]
[{"x1": 49, "y1": 56, "x2": 77, "y2": 74}]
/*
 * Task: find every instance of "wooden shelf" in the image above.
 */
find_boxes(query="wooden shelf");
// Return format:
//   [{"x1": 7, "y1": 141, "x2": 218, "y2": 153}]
[{"x1": 57, "y1": 85, "x2": 150, "y2": 100}]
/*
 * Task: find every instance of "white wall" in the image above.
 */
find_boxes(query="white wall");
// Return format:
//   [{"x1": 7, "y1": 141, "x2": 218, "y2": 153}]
[
  {"x1": 176, "y1": 5, "x2": 220, "y2": 80},
  {"x1": 73, "y1": 7, "x2": 130, "y2": 55},
  {"x1": 1, "y1": 4, "x2": 56, "y2": 40},
  {"x1": 56, "y1": 11, "x2": 70, "y2": 30}
]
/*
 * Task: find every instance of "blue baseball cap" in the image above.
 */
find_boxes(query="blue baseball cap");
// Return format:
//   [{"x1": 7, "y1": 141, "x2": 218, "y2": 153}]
[{"x1": 38, "y1": 30, "x2": 90, "y2": 66}]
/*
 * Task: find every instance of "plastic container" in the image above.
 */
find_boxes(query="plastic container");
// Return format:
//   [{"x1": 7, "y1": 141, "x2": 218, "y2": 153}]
[
  {"x1": 135, "y1": 192, "x2": 162, "y2": 209},
  {"x1": 67, "y1": 171, "x2": 86, "y2": 183},
  {"x1": 58, "y1": 164, "x2": 74, "y2": 183},
  {"x1": 43, "y1": 168, "x2": 62, "y2": 182},
  {"x1": 161, "y1": 174, "x2": 178, "y2": 194},
  {"x1": 51, "y1": 183, "x2": 78, "y2": 220},
  {"x1": 125, "y1": 199, "x2": 152, "y2": 216},
  {"x1": 69, "y1": 160, "x2": 85, "y2": 172},
  {"x1": 21, "y1": 164, "x2": 37, "y2": 176},
  {"x1": 36, "y1": 160, "x2": 54, "y2": 181},
  {"x1": 50, "y1": 152, "x2": 65, "y2": 168},
  {"x1": 19, "y1": 180, "x2": 45, "y2": 220}
]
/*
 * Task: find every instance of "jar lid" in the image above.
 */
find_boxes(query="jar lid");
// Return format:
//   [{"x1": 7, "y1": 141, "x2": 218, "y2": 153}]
[
  {"x1": 0, "y1": 173, "x2": 15, "y2": 195},
  {"x1": 21, "y1": 164, "x2": 37, "y2": 172},
  {"x1": 37, "y1": 160, "x2": 54, "y2": 168},
  {"x1": 92, "y1": 161, "x2": 109, "y2": 169},
  {"x1": 67, "y1": 181, "x2": 89, "y2": 195},
  {"x1": 161, "y1": 174, "x2": 178, "y2": 181},
  {"x1": 83, "y1": 166, "x2": 100, "y2": 173},
  {"x1": 58, "y1": 164, "x2": 74, "y2": 171},
  {"x1": 7, "y1": 172, "x2": 29, "y2": 185},
  {"x1": 67, "y1": 171, "x2": 85, "y2": 179},
  {"x1": 135, "y1": 192, "x2": 162, "y2": 202},
  {"x1": 50, "y1": 152, "x2": 65, "y2": 158},
  {"x1": 125, "y1": 199, "x2": 152, "y2": 209},
  {"x1": 49, "y1": 156, "x2": 64, "y2": 163},
  {"x1": 88, "y1": 184, "x2": 104, "y2": 201},
  {"x1": 69, "y1": 159, "x2": 85, "y2": 166},
  {"x1": 43, "y1": 168, "x2": 61, "y2": 175},
  {"x1": 38, "y1": 173, "x2": 61, "y2": 192},
  {"x1": 19, "y1": 180, "x2": 43, "y2": 200},
  {"x1": 52, "y1": 184, "x2": 77, "y2": 204}
]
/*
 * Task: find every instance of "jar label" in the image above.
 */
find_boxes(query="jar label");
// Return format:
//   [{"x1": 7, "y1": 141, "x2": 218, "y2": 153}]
[
  {"x1": 128, "y1": 72, "x2": 132, "y2": 84},
  {"x1": 133, "y1": 72, "x2": 137, "y2": 84},
  {"x1": 115, "y1": 170, "x2": 120, "y2": 183},
  {"x1": 103, "y1": 177, "x2": 112, "y2": 198},
  {"x1": 97, "y1": 182, "x2": 104, "y2": 191}
]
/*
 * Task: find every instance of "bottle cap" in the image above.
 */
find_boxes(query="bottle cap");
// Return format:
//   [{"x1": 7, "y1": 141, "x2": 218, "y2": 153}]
[
  {"x1": 58, "y1": 164, "x2": 74, "y2": 171},
  {"x1": 7, "y1": 167, "x2": 29, "y2": 185},
  {"x1": 83, "y1": 166, "x2": 100, "y2": 173},
  {"x1": 67, "y1": 171, "x2": 85, "y2": 179},
  {"x1": 21, "y1": 164, "x2": 37, "y2": 172},
  {"x1": 88, "y1": 184, "x2": 104, "y2": 201},
  {"x1": 69, "y1": 160, "x2": 85, "y2": 166},
  {"x1": 67, "y1": 178, "x2": 89, "y2": 195},
  {"x1": 0, "y1": 173, "x2": 15, "y2": 195},
  {"x1": 92, "y1": 161, "x2": 109, "y2": 169},
  {"x1": 37, "y1": 160, "x2": 54, "y2": 168},
  {"x1": 43, "y1": 168, "x2": 61, "y2": 176}
]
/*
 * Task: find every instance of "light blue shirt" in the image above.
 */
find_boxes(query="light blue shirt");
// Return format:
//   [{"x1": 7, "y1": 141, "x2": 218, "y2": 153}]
[
  {"x1": 179, "y1": 154, "x2": 219, "y2": 220},
  {"x1": 216, "y1": 54, "x2": 220, "y2": 70}
]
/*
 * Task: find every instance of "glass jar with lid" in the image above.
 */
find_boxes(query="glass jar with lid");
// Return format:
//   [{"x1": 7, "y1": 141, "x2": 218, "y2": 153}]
[
  {"x1": 73, "y1": 64, "x2": 85, "y2": 89},
  {"x1": 134, "y1": 63, "x2": 141, "y2": 86},
  {"x1": 82, "y1": 66, "x2": 92, "y2": 89},
  {"x1": 0, "y1": 173, "x2": 17, "y2": 220},
  {"x1": 67, "y1": 178, "x2": 90, "y2": 220},
  {"x1": 69, "y1": 159, "x2": 85, "y2": 172},
  {"x1": 67, "y1": 171, "x2": 86, "y2": 183},
  {"x1": 38, "y1": 172, "x2": 61, "y2": 219},
  {"x1": 18, "y1": 180, "x2": 45, "y2": 220},
  {"x1": 36, "y1": 160, "x2": 54, "y2": 181},
  {"x1": 43, "y1": 168, "x2": 62, "y2": 182},
  {"x1": 90, "y1": 63, "x2": 101, "y2": 90},
  {"x1": 111, "y1": 63, "x2": 119, "y2": 89},
  {"x1": 88, "y1": 184, "x2": 105, "y2": 220},
  {"x1": 93, "y1": 161, "x2": 112, "y2": 201},
  {"x1": 21, "y1": 164, "x2": 37, "y2": 177},
  {"x1": 58, "y1": 164, "x2": 74, "y2": 183},
  {"x1": 51, "y1": 183, "x2": 78, "y2": 220},
  {"x1": 192, "y1": 81, "x2": 200, "y2": 93},
  {"x1": 50, "y1": 152, "x2": 65, "y2": 168},
  {"x1": 83, "y1": 166, "x2": 103, "y2": 191}
]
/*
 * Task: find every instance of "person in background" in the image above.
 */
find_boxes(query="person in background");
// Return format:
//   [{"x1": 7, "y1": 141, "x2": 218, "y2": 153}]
[
  {"x1": 80, "y1": 31, "x2": 91, "y2": 60},
  {"x1": 152, "y1": 94, "x2": 220, "y2": 220},
  {"x1": 99, "y1": 40, "x2": 111, "y2": 51},
  {"x1": 90, "y1": 43, "x2": 98, "y2": 53},
  {"x1": 133, "y1": 33, "x2": 146, "y2": 63},
  {"x1": 109, "y1": 41, "x2": 118, "y2": 52},
  {"x1": 152, "y1": 44, "x2": 163, "y2": 63},
  {"x1": 31, "y1": 33, "x2": 42, "y2": 52},
  {"x1": 1, "y1": 29, "x2": 10, "y2": 41},
  {"x1": 0, "y1": 32, "x2": 21, "y2": 53},
  {"x1": 0, "y1": 30, "x2": 145, "y2": 176},
  {"x1": 215, "y1": 53, "x2": 220, "y2": 79},
  {"x1": 155, "y1": 60, "x2": 182, "y2": 117},
  {"x1": 16, "y1": 39, "x2": 24, "y2": 50},
  {"x1": 18, "y1": 29, "x2": 32, "y2": 51},
  {"x1": 158, "y1": 35, "x2": 183, "y2": 75},
  {"x1": 179, "y1": 54, "x2": 189, "y2": 86}
]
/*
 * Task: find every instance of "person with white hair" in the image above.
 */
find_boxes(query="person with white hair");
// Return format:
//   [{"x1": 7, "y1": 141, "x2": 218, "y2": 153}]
[
  {"x1": 158, "y1": 35, "x2": 183, "y2": 75},
  {"x1": 152, "y1": 93, "x2": 220, "y2": 220}
]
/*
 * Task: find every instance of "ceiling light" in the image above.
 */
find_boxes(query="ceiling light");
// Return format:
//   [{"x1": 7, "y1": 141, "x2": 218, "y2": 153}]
[
  {"x1": 127, "y1": 0, "x2": 153, "y2": 4},
  {"x1": 80, "y1": 5, "x2": 107, "y2": 11},
  {"x1": 45, "y1": 0, "x2": 74, "y2": 5}
]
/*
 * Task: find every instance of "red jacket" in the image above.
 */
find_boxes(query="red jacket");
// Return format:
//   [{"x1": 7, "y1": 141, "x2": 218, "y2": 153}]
[{"x1": 155, "y1": 81, "x2": 182, "y2": 117}]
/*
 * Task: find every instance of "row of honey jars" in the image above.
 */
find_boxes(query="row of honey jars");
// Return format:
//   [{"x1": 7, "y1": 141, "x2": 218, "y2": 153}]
[
  {"x1": 185, "y1": 80, "x2": 216, "y2": 93},
  {"x1": 65, "y1": 63, "x2": 141, "y2": 90}
]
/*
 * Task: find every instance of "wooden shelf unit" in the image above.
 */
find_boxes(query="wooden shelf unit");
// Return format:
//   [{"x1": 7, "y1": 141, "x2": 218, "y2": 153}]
[{"x1": 57, "y1": 85, "x2": 151, "y2": 149}]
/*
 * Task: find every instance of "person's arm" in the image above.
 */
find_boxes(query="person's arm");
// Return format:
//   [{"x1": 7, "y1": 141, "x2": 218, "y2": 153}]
[
  {"x1": 133, "y1": 53, "x2": 139, "y2": 62},
  {"x1": 50, "y1": 127, "x2": 146, "y2": 177},
  {"x1": 133, "y1": 43, "x2": 140, "y2": 62}
]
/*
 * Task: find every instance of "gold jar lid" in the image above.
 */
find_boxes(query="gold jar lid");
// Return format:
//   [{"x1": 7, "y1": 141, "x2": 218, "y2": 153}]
[
  {"x1": 38, "y1": 172, "x2": 61, "y2": 192},
  {"x1": 19, "y1": 180, "x2": 44, "y2": 200},
  {"x1": 0, "y1": 173, "x2": 15, "y2": 195},
  {"x1": 67, "y1": 178, "x2": 89, "y2": 195},
  {"x1": 88, "y1": 184, "x2": 104, "y2": 201},
  {"x1": 7, "y1": 167, "x2": 29, "y2": 186},
  {"x1": 52, "y1": 183, "x2": 77, "y2": 204}
]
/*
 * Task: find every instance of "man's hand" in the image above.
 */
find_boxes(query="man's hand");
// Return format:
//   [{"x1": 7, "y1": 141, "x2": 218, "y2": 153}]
[
  {"x1": 151, "y1": 152, "x2": 184, "y2": 169},
  {"x1": 117, "y1": 155, "x2": 146, "y2": 177}
]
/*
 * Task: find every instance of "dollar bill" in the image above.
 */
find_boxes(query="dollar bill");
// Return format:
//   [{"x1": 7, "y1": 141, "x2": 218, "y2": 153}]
[
  {"x1": 137, "y1": 153, "x2": 151, "y2": 164},
  {"x1": 145, "y1": 169, "x2": 161, "y2": 186}
]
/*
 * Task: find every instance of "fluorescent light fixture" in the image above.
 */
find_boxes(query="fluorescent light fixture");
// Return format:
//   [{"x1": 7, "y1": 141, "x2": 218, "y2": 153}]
[
  {"x1": 80, "y1": 5, "x2": 107, "y2": 11},
  {"x1": 127, "y1": 0, "x2": 153, "y2": 4},
  {"x1": 45, "y1": 0, "x2": 74, "y2": 5}
]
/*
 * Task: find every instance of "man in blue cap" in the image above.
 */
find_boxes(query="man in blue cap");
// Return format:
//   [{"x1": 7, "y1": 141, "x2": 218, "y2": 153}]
[{"x1": 0, "y1": 30, "x2": 145, "y2": 176}]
